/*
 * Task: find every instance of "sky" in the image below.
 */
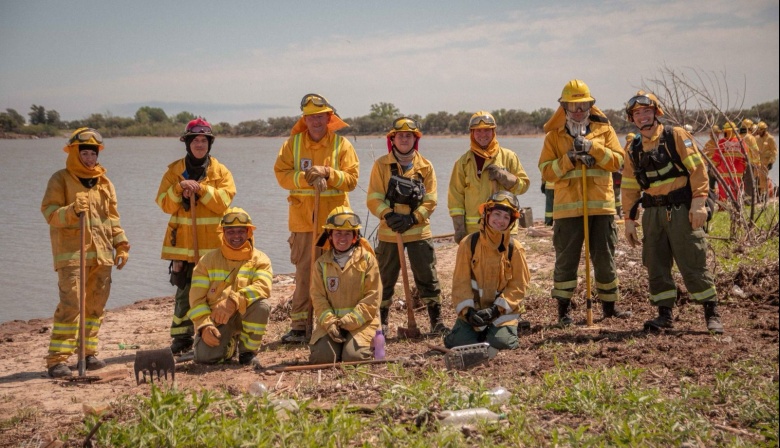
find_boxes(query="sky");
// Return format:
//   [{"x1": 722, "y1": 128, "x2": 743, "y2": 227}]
[{"x1": 1, "y1": 0, "x2": 778, "y2": 125}]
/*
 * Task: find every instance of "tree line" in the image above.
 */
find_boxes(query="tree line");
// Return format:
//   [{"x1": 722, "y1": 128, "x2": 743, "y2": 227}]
[{"x1": 1, "y1": 100, "x2": 777, "y2": 138}]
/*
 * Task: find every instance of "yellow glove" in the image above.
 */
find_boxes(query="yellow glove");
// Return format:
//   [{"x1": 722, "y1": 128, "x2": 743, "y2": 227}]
[
  {"x1": 201, "y1": 325, "x2": 221, "y2": 347},
  {"x1": 211, "y1": 296, "x2": 238, "y2": 325},
  {"x1": 313, "y1": 177, "x2": 327, "y2": 192},
  {"x1": 326, "y1": 322, "x2": 345, "y2": 343},
  {"x1": 338, "y1": 312, "x2": 361, "y2": 331},
  {"x1": 114, "y1": 244, "x2": 130, "y2": 270},
  {"x1": 624, "y1": 219, "x2": 641, "y2": 247},
  {"x1": 73, "y1": 192, "x2": 89, "y2": 215},
  {"x1": 305, "y1": 165, "x2": 330, "y2": 184},
  {"x1": 689, "y1": 197, "x2": 708, "y2": 230}
]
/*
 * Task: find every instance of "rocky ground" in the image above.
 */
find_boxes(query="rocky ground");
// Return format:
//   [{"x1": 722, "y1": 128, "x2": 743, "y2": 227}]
[{"x1": 0, "y1": 227, "x2": 777, "y2": 446}]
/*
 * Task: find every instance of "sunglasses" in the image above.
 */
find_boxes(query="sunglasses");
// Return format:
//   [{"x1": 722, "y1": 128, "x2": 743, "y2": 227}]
[
  {"x1": 469, "y1": 114, "x2": 496, "y2": 128},
  {"x1": 626, "y1": 95, "x2": 655, "y2": 110},
  {"x1": 562, "y1": 102, "x2": 593, "y2": 113},
  {"x1": 489, "y1": 191, "x2": 520, "y2": 210},
  {"x1": 327, "y1": 212, "x2": 361, "y2": 228},
  {"x1": 222, "y1": 212, "x2": 251, "y2": 226},
  {"x1": 392, "y1": 117, "x2": 420, "y2": 132},
  {"x1": 69, "y1": 128, "x2": 103, "y2": 145},
  {"x1": 300, "y1": 93, "x2": 330, "y2": 109},
  {"x1": 187, "y1": 125, "x2": 212, "y2": 134}
]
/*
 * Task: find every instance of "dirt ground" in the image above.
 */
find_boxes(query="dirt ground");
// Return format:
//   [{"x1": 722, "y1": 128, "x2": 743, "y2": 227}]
[{"x1": 0, "y1": 227, "x2": 778, "y2": 446}]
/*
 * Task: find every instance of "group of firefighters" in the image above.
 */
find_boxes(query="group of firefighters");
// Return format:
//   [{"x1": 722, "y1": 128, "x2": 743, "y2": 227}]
[{"x1": 41, "y1": 81, "x2": 777, "y2": 377}]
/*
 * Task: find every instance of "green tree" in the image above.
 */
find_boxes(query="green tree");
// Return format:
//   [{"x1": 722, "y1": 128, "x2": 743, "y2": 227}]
[
  {"x1": 45, "y1": 109, "x2": 62, "y2": 127},
  {"x1": 368, "y1": 102, "x2": 399, "y2": 120},
  {"x1": 0, "y1": 108, "x2": 25, "y2": 132},
  {"x1": 135, "y1": 106, "x2": 169, "y2": 124},
  {"x1": 29, "y1": 104, "x2": 46, "y2": 125},
  {"x1": 174, "y1": 111, "x2": 196, "y2": 124}
]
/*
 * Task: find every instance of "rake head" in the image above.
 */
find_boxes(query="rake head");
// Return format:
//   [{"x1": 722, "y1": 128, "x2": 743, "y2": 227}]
[{"x1": 134, "y1": 348, "x2": 175, "y2": 385}]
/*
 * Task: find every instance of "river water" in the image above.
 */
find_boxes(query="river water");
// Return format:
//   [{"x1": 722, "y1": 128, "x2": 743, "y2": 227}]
[{"x1": 2, "y1": 135, "x2": 777, "y2": 322}]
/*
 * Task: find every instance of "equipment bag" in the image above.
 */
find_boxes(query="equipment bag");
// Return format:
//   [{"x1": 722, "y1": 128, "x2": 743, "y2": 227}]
[{"x1": 385, "y1": 164, "x2": 425, "y2": 210}]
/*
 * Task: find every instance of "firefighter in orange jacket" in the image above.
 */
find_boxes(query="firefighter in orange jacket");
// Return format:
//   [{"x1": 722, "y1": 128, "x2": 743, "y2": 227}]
[
  {"x1": 156, "y1": 118, "x2": 236, "y2": 355},
  {"x1": 41, "y1": 128, "x2": 130, "y2": 378},
  {"x1": 366, "y1": 117, "x2": 444, "y2": 334},
  {"x1": 188, "y1": 208, "x2": 272, "y2": 368},
  {"x1": 273, "y1": 93, "x2": 360, "y2": 343},
  {"x1": 539, "y1": 79, "x2": 630, "y2": 326}
]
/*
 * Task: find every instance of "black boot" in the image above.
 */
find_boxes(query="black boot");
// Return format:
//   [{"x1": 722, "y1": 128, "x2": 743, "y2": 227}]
[
  {"x1": 703, "y1": 302, "x2": 724, "y2": 334},
  {"x1": 427, "y1": 303, "x2": 448, "y2": 335},
  {"x1": 557, "y1": 299, "x2": 573, "y2": 327},
  {"x1": 170, "y1": 336, "x2": 194, "y2": 355},
  {"x1": 602, "y1": 301, "x2": 632, "y2": 319},
  {"x1": 644, "y1": 306, "x2": 673, "y2": 331},
  {"x1": 380, "y1": 307, "x2": 389, "y2": 335},
  {"x1": 517, "y1": 317, "x2": 531, "y2": 332}
]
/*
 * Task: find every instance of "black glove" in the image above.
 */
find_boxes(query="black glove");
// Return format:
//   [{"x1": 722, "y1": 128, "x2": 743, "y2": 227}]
[
  {"x1": 577, "y1": 154, "x2": 596, "y2": 168},
  {"x1": 475, "y1": 305, "x2": 500, "y2": 324},
  {"x1": 540, "y1": 183, "x2": 546, "y2": 194},
  {"x1": 387, "y1": 213, "x2": 416, "y2": 233},
  {"x1": 573, "y1": 135, "x2": 593, "y2": 153},
  {"x1": 768, "y1": 163, "x2": 773, "y2": 170},
  {"x1": 567, "y1": 150, "x2": 578, "y2": 165},
  {"x1": 465, "y1": 308, "x2": 488, "y2": 327}
]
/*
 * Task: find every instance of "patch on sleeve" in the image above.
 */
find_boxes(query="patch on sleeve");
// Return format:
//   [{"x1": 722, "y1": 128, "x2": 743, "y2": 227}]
[{"x1": 683, "y1": 139, "x2": 693, "y2": 148}]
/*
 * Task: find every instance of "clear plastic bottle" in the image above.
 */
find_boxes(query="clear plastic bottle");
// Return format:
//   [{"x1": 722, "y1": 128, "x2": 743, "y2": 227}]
[
  {"x1": 248, "y1": 382, "x2": 268, "y2": 397},
  {"x1": 372, "y1": 328, "x2": 386, "y2": 360},
  {"x1": 440, "y1": 407, "x2": 503, "y2": 425},
  {"x1": 484, "y1": 386, "x2": 511, "y2": 405}
]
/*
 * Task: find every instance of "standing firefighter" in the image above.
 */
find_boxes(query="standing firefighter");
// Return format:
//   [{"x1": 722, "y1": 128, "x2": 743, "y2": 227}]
[
  {"x1": 755, "y1": 121, "x2": 778, "y2": 199},
  {"x1": 539, "y1": 79, "x2": 631, "y2": 326},
  {"x1": 444, "y1": 192, "x2": 530, "y2": 351},
  {"x1": 713, "y1": 122, "x2": 746, "y2": 202},
  {"x1": 156, "y1": 118, "x2": 236, "y2": 355},
  {"x1": 367, "y1": 117, "x2": 444, "y2": 334},
  {"x1": 309, "y1": 207, "x2": 381, "y2": 364},
  {"x1": 188, "y1": 208, "x2": 272, "y2": 368},
  {"x1": 41, "y1": 128, "x2": 130, "y2": 378},
  {"x1": 622, "y1": 91, "x2": 723, "y2": 334},
  {"x1": 274, "y1": 93, "x2": 359, "y2": 343},
  {"x1": 739, "y1": 119, "x2": 762, "y2": 203},
  {"x1": 448, "y1": 110, "x2": 530, "y2": 243}
]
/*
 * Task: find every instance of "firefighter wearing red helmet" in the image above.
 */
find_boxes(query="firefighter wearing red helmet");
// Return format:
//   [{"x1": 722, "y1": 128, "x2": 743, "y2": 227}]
[{"x1": 156, "y1": 117, "x2": 236, "y2": 355}]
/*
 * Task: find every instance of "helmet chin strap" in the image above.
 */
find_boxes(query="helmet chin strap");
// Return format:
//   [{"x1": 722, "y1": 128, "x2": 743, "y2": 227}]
[{"x1": 639, "y1": 117, "x2": 657, "y2": 131}]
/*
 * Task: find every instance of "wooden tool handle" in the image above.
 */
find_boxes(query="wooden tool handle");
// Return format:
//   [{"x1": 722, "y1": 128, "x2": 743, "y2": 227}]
[
  {"x1": 396, "y1": 233, "x2": 417, "y2": 328},
  {"x1": 271, "y1": 357, "x2": 402, "y2": 372}
]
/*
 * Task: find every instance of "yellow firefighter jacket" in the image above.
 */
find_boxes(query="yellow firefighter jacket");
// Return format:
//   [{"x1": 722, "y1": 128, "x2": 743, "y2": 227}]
[
  {"x1": 367, "y1": 152, "x2": 437, "y2": 243},
  {"x1": 188, "y1": 246, "x2": 273, "y2": 332},
  {"x1": 274, "y1": 132, "x2": 359, "y2": 233},
  {"x1": 310, "y1": 241, "x2": 380, "y2": 347},
  {"x1": 451, "y1": 226, "x2": 530, "y2": 329},
  {"x1": 622, "y1": 124, "x2": 709, "y2": 210},
  {"x1": 757, "y1": 133, "x2": 777, "y2": 166},
  {"x1": 539, "y1": 118, "x2": 624, "y2": 219},
  {"x1": 42, "y1": 165, "x2": 128, "y2": 270},
  {"x1": 156, "y1": 157, "x2": 235, "y2": 263},
  {"x1": 448, "y1": 146, "x2": 530, "y2": 234},
  {"x1": 742, "y1": 133, "x2": 761, "y2": 166}
]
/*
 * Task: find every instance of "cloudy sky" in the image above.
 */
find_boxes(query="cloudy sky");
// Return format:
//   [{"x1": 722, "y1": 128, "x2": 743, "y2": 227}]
[{"x1": 1, "y1": 0, "x2": 777, "y2": 125}]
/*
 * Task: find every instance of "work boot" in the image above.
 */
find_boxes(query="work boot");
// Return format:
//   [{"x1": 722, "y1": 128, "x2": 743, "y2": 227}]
[
  {"x1": 280, "y1": 329, "x2": 307, "y2": 344},
  {"x1": 517, "y1": 317, "x2": 531, "y2": 332},
  {"x1": 85, "y1": 355, "x2": 106, "y2": 371},
  {"x1": 170, "y1": 336, "x2": 194, "y2": 355},
  {"x1": 47, "y1": 363, "x2": 72, "y2": 378},
  {"x1": 602, "y1": 301, "x2": 633, "y2": 319},
  {"x1": 557, "y1": 299, "x2": 573, "y2": 327},
  {"x1": 427, "y1": 303, "x2": 448, "y2": 335},
  {"x1": 238, "y1": 351, "x2": 256, "y2": 366},
  {"x1": 703, "y1": 302, "x2": 724, "y2": 334},
  {"x1": 644, "y1": 306, "x2": 674, "y2": 331}
]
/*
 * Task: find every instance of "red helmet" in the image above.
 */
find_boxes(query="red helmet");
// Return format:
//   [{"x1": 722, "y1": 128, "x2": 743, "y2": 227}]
[{"x1": 180, "y1": 117, "x2": 215, "y2": 142}]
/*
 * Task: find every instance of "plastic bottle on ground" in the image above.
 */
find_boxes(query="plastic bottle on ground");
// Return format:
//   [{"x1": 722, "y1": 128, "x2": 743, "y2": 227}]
[
  {"x1": 372, "y1": 328, "x2": 386, "y2": 360},
  {"x1": 440, "y1": 407, "x2": 503, "y2": 425},
  {"x1": 484, "y1": 386, "x2": 511, "y2": 405},
  {"x1": 248, "y1": 382, "x2": 268, "y2": 397}
]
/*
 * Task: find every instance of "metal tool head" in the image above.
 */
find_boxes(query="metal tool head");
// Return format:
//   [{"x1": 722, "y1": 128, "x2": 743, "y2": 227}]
[
  {"x1": 444, "y1": 343, "x2": 491, "y2": 370},
  {"x1": 397, "y1": 324, "x2": 422, "y2": 339},
  {"x1": 134, "y1": 348, "x2": 175, "y2": 385}
]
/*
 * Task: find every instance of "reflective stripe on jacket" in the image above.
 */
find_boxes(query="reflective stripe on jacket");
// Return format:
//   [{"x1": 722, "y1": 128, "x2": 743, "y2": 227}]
[
  {"x1": 367, "y1": 152, "x2": 437, "y2": 243},
  {"x1": 156, "y1": 157, "x2": 236, "y2": 262},
  {"x1": 274, "y1": 132, "x2": 359, "y2": 232},
  {"x1": 188, "y1": 247, "x2": 273, "y2": 332},
  {"x1": 448, "y1": 147, "x2": 530, "y2": 234},
  {"x1": 539, "y1": 119, "x2": 624, "y2": 219},
  {"x1": 41, "y1": 170, "x2": 128, "y2": 270}
]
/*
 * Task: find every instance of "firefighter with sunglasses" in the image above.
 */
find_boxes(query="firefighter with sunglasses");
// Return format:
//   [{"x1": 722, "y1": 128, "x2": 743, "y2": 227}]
[
  {"x1": 367, "y1": 117, "x2": 445, "y2": 334},
  {"x1": 188, "y1": 208, "x2": 272, "y2": 368},
  {"x1": 448, "y1": 110, "x2": 530, "y2": 244},
  {"x1": 274, "y1": 93, "x2": 359, "y2": 343},
  {"x1": 623, "y1": 91, "x2": 723, "y2": 334},
  {"x1": 309, "y1": 207, "x2": 380, "y2": 364},
  {"x1": 539, "y1": 79, "x2": 630, "y2": 326},
  {"x1": 42, "y1": 128, "x2": 130, "y2": 377},
  {"x1": 156, "y1": 118, "x2": 236, "y2": 355}
]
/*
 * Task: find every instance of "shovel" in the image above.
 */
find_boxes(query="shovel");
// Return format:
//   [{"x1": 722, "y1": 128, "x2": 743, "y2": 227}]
[
  {"x1": 134, "y1": 348, "x2": 176, "y2": 385},
  {"x1": 396, "y1": 232, "x2": 422, "y2": 339},
  {"x1": 77, "y1": 213, "x2": 87, "y2": 377}
]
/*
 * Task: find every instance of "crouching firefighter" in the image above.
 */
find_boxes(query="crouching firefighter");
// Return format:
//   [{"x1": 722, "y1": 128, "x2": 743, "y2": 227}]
[
  {"x1": 622, "y1": 91, "x2": 723, "y2": 334},
  {"x1": 366, "y1": 117, "x2": 446, "y2": 334},
  {"x1": 188, "y1": 208, "x2": 272, "y2": 368},
  {"x1": 444, "y1": 192, "x2": 530, "y2": 351}
]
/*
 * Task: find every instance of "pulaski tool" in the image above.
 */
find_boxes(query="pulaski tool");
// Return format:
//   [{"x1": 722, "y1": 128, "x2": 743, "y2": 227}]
[{"x1": 134, "y1": 348, "x2": 176, "y2": 385}]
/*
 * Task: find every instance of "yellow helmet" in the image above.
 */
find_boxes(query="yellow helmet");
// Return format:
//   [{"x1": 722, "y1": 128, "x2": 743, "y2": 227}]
[
  {"x1": 558, "y1": 79, "x2": 595, "y2": 103},
  {"x1": 626, "y1": 133, "x2": 636, "y2": 143},
  {"x1": 722, "y1": 121, "x2": 736, "y2": 137},
  {"x1": 386, "y1": 116, "x2": 422, "y2": 138},
  {"x1": 711, "y1": 125, "x2": 721, "y2": 133},
  {"x1": 221, "y1": 207, "x2": 256, "y2": 229},
  {"x1": 625, "y1": 90, "x2": 664, "y2": 118},
  {"x1": 322, "y1": 206, "x2": 361, "y2": 231},
  {"x1": 478, "y1": 190, "x2": 521, "y2": 225},
  {"x1": 758, "y1": 121, "x2": 768, "y2": 130},
  {"x1": 739, "y1": 119, "x2": 753, "y2": 134},
  {"x1": 300, "y1": 93, "x2": 334, "y2": 116},
  {"x1": 469, "y1": 110, "x2": 497, "y2": 130},
  {"x1": 63, "y1": 127, "x2": 104, "y2": 153}
]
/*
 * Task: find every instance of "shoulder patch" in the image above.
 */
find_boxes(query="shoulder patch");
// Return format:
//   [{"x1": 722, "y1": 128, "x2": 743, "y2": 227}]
[{"x1": 683, "y1": 139, "x2": 693, "y2": 148}]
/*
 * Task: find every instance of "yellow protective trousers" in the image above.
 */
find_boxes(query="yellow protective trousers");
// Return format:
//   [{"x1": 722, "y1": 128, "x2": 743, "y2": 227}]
[
  {"x1": 46, "y1": 265, "x2": 112, "y2": 368},
  {"x1": 288, "y1": 231, "x2": 315, "y2": 331}
]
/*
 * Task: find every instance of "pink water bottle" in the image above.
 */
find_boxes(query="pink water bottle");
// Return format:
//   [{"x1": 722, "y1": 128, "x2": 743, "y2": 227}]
[{"x1": 373, "y1": 329, "x2": 386, "y2": 360}]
